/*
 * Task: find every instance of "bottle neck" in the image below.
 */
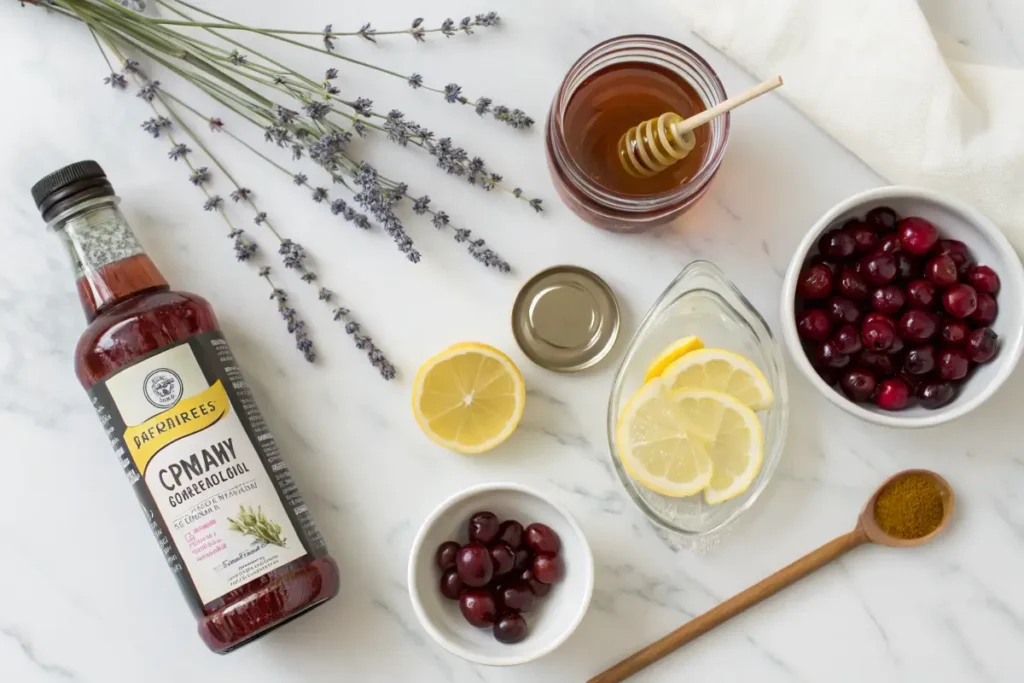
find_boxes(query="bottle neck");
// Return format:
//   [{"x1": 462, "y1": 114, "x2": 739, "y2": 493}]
[{"x1": 52, "y1": 197, "x2": 169, "y2": 321}]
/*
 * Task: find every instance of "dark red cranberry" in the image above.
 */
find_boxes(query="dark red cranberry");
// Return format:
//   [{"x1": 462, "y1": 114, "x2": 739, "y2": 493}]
[
  {"x1": 871, "y1": 286, "x2": 905, "y2": 314},
  {"x1": 838, "y1": 268, "x2": 870, "y2": 301},
  {"x1": 468, "y1": 512, "x2": 500, "y2": 545},
  {"x1": 818, "y1": 229, "x2": 857, "y2": 259},
  {"x1": 918, "y1": 380, "x2": 957, "y2": 410},
  {"x1": 518, "y1": 568, "x2": 551, "y2": 597},
  {"x1": 861, "y1": 314, "x2": 897, "y2": 351},
  {"x1": 940, "y1": 320, "x2": 971, "y2": 345},
  {"x1": 796, "y1": 264, "x2": 834, "y2": 300},
  {"x1": 832, "y1": 324, "x2": 863, "y2": 355},
  {"x1": 496, "y1": 520, "x2": 524, "y2": 549},
  {"x1": 934, "y1": 239, "x2": 973, "y2": 274},
  {"x1": 937, "y1": 348, "x2": 970, "y2": 381},
  {"x1": 459, "y1": 589, "x2": 497, "y2": 627},
  {"x1": 858, "y1": 350, "x2": 898, "y2": 377},
  {"x1": 815, "y1": 340, "x2": 851, "y2": 369},
  {"x1": 905, "y1": 280, "x2": 938, "y2": 309},
  {"x1": 489, "y1": 544, "x2": 516, "y2": 578},
  {"x1": 875, "y1": 378, "x2": 911, "y2": 411},
  {"x1": 512, "y1": 549, "x2": 533, "y2": 572},
  {"x1": 525, "y1": 524, "x2": 561, "y2": 555},
  {"x1": 809, "y1": 254, "x2": 841, "y2": 276},
  {"x1": 966, "y1": 264, "x2": 1000, "y2": 295},
  {"x1": 894, "y1": 252, "x2": 920, "y2": 281},
  {"x1": 903, "y1": 345, "x2": 936, "y2": 375},
  {"x1": 848, "y1": 223, "x2": 879, "y2": 253},
  {"x1": 496, "y1": 580, "x2": 536, "y2": 612},
  {"x1": 493, "y1": 612, "x2": 528, "y2": 644},
  {"x1": 862, "y1": 254, "x2": 898, "y2": 286},
  {"x1": 866, "y1": 206, "x2": 899, "y2": 230},
  {"x1": 839, "y1": 368, "x2": 877, "y2": 402},
  {"x1": 531, "y1": 553, "x2": 564, "y2": 584},
  {"x1": 965, "y1": 328, "x2": 998, "y2": 363},
  {"x1": 970, "y1": 293, "x2": 998, "y2": 326},
  {"x1": 797, "y1": 309, "x2": 833, "y2": 343},
  {"x1": 898, "y1": 310, "x2": 938, "y2": 342},
  {"x1": 436, "y1": 541, "x2": 460, "y2": 571},
  {"x1": 456, "y1": 543, "x2": 494, "y2": 587},
  {"x1": 924, "y1": 255, "x2": 959, "y2": 287},
  {"x1": 440, "y1": 568, "x2": 465, "y2": 600},
  {"x1": 897, "y1": 217, "x2": 939, "y2": 255},
  {"x1": 875, "y1": 234, "x2": 903, "y2": 255},
  {"x1": 942, "y1": 284, "x2": 978, "y2": 319},
  {"x1": 826, "y1": 296, "x2": 862, "y2": 325}
]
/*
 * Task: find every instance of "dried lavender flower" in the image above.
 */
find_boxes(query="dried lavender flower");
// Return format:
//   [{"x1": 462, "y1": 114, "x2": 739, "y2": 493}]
[
  {"x1": 168, "y1": 143, "x2": 191, "y2": 161},
  {"x1": 407, "y1": 73, "x2": 423, "y2": 89},
  {"x1": 358, "y1": 23, "x2": 377, "y2": 43},
  {"x1": 459, "y1": 17, "x2": 474, "y2": 34},
  {"x1": 121, "y1": 59, "x2": 141, "y2": 74},
  {"x1": 353, "y1": 164, "x2": 421, "y2": 263},
  {"x1": 229, "y1": 50, "x2": 247, "y2": 65},
  {"x1": 104, "y1": 72, "x2": 127, "y2": 89},
  {"x1": 141, "y1": 116, "x2": 171, "y2": 137},
  {"x1": 203, "y1": 195, "x2": 223, "y2": 211},
  {"x1": 332, "y1": 307, "x2": 396, "y2": 380},
  {"x1": 410, "y1": 18, "x2": 425, "y2": 42},
  {"x1": 189, "y1": 167, "x2": 210, "y2": 186},
  {"x1": 230, "y1": 187, "x2": 252, "y2": 202},
  {"x1": 276, "y1": 106, "x2": 298, "y2": 124},
  {"x1": 352, "y1": 97, "x2": 373, "y2": 117},
  {"x1": 325, "y1": 68, "x2": 338, "y2": 80},
  {"x1": 443, "y1": 83, "x2": 464, "y2": 104},
  {"x1": 278, "y1": 238, "x2": 307, "y2": 270},
  {"x1": 253, "y1": 212, "x2": 267, "y2": 225},
  {"x1": 311, "y1": 187, "x2": 328, "y2": 203},
  {"x1": 303, "y1": 100, "x2": 330, "y2": 121},
  {"x1": 137, "y1": 80, "x2": 160, "y2": 101},
  {"x1": 412, "y1": 195, "x2": 431, "y2": 215},
  {"x1": 322, "y1": 24, "x2": 335, "y2": 52},
  {"x1": 293, "y1": 172, "x2": 308, "y2": 186},
  {"x1": 208, "y1": 117, "x2": 224, "y2": 131},
  {"x1": 440, "y1": 18, "x2": 456, "y2": 36}
]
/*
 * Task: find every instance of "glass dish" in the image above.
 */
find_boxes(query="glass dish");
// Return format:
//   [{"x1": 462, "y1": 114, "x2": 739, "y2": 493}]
[{"x1": 606, "y1": 261, "x2": 788, "y2": 550}]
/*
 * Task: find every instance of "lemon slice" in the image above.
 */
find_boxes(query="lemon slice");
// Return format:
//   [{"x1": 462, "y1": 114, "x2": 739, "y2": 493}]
[
  {"x1": 615, "y1": 379, "x2": 713, "y2": 498},
  {"x1": 673, "y1": 389, "x2": 763, "y2": 504},
  {"x1": 412, "y1": 343, "x2": 525, "y2": 454},
  {"x1": 643, "y1": 335, "x2": 704, "y2": 383},
  {"x1": 661, "y1": 348, "x2": 774, "y2": 411}
]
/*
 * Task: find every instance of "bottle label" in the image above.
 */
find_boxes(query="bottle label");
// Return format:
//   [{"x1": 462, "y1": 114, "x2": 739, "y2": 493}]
[{"x1": 88, "y1": 331, "x2": 326, "y2": 611}]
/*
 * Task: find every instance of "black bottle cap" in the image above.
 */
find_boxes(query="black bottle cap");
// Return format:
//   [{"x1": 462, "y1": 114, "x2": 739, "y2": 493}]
[{"x1": 31, "y1": 160, "x2": 115, "y2": 222}]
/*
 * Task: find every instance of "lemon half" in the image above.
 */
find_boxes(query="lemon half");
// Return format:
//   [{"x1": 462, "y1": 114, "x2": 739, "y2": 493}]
[{"x1": 412, "y1": 343, "x2": 525, "y2": 454}]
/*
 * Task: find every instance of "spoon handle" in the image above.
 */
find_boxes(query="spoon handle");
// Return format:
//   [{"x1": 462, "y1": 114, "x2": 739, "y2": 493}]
[
  {"x1": 669, "y1": 75, "x2": 783, "y2": 136},
  {"x1": 588, "y1": 528, "x2": 867, "y2": 683}
]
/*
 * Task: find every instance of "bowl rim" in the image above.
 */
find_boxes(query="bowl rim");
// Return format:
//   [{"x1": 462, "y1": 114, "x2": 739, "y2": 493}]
[
  {"x1": 781, "y1": 185, "x2": 1024, "y2": 428},
  {"x1": 406, "y1": 482, "x2": 595, "y2": 667}
]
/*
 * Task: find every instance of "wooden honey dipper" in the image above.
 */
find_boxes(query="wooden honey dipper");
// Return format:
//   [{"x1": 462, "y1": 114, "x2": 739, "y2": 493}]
[{"x1": 618, "y1": 75, "x2": 783, "y2": 178}]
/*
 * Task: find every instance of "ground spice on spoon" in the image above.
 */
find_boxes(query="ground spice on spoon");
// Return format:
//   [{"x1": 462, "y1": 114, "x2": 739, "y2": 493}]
[{"x1": 873, "y1": 473, "x2": 945, "y2": 539}]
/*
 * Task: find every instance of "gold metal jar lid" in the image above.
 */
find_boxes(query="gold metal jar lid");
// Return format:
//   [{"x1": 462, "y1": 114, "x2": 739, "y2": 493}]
[{"x1": 512, "y1": 265, "x2": 620, "y2": 372}]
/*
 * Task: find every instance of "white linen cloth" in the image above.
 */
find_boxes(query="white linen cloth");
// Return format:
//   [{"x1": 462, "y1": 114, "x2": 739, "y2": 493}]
[{"x1": 677, "y1": 0, "x2": 1024, "y2": 253}]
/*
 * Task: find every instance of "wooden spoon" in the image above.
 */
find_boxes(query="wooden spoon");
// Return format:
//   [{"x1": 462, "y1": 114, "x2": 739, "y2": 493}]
[{"x1": 588, "y1": 469, "x2": 954, "y2": 683}]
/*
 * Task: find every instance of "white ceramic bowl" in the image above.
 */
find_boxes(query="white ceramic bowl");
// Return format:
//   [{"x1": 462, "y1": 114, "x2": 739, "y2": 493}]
[
  {"x1": 781, "y1": 186, "x2": 1024, "y2": 428},
  {"x1": 407, "y1": 483, "x2": 594, "y2": 666}
]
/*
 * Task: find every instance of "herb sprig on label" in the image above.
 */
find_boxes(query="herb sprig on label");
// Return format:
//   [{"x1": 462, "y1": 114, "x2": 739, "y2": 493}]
[{"x1": 227, "y1": 505, "x2": 287, "y2": 548}]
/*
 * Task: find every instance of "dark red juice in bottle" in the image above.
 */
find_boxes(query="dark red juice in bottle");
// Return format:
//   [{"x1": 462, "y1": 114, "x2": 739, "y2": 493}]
[{"x1": 32, "y1": 161, "x2": 338, "y2": 653}]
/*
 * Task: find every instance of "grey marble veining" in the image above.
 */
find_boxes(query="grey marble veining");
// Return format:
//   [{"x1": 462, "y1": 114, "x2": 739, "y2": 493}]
[{"x1": 1, "y1": 0, "x2": 1023, "y2": 681}]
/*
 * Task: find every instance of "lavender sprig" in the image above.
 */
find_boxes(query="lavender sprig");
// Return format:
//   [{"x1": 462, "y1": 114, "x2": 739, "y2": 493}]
[{"x1": 411, "y1": 195, "x2": 510, "y2": 273}]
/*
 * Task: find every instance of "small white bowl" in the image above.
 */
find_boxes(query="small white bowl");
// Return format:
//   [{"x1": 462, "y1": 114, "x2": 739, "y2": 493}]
[
  {"x1": 781, "y1": 186, "x2": 1024, "y2": 428},
  {"x1": 407, "y1": 483, "x2": 594, "y2": 666}
]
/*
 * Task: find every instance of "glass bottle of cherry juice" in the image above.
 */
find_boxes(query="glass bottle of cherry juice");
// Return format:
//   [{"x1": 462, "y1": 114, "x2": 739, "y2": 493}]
[{"x1": 33, "y1": 161, "x2": 339, "y2": 653}]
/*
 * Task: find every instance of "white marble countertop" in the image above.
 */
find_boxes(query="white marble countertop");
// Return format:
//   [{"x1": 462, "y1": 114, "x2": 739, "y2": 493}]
[{"x1": 2, "y1": 1, "x2": 1024, "y2": 681}]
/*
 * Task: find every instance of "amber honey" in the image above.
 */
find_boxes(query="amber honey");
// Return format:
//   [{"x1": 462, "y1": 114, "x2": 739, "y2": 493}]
[{"x1": 563, "y1": 62, "x2": 709, "y2": 196}]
